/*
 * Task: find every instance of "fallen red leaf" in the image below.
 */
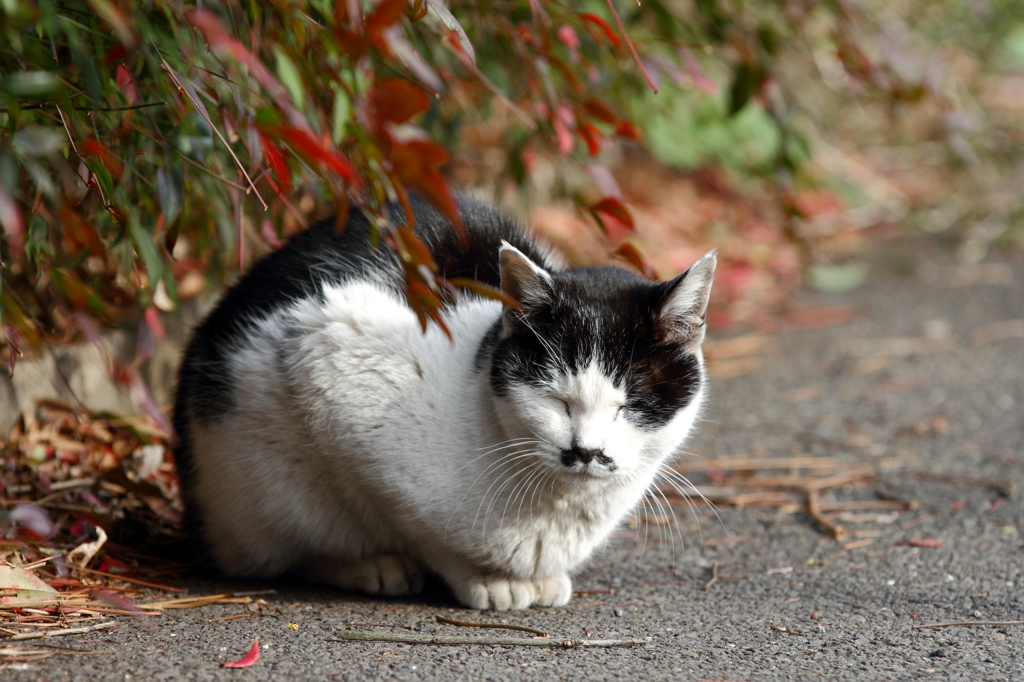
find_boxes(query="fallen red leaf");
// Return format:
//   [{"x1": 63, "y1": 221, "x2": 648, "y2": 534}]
[
  {"x1": 221, "y1": 638, "x2": 260, "y2": 668},
  {"x1": 900, "y1": 539, "x2": 943, "y2": 548}
]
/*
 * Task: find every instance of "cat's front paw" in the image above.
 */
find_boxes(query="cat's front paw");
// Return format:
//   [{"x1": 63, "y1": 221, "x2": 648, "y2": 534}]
[
  {"x1": 455, "y1": 573, "x2": 572, "y2": 610},
  {"x1": 309, "y1": 554, "x2": 425, "y2": 597}
]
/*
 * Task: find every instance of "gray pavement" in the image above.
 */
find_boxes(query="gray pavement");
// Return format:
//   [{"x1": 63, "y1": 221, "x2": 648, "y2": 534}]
[{"x1": 9, "y1": 245, "x2": 1023, "y2": 681}]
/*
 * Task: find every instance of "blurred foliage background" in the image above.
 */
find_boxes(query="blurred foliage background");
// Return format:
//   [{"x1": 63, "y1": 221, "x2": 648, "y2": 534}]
[{"x1": 0, "y1": 0, "x2": 1022, "y2": 416}]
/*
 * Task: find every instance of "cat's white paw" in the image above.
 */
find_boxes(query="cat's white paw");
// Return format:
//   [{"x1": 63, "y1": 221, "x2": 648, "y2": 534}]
[
  {"x1": 455, "y1": 573, "x2": 572, "y2": 610},
  {"x1": 311, "y1": 555, "x2": 425, "y2": 597}
]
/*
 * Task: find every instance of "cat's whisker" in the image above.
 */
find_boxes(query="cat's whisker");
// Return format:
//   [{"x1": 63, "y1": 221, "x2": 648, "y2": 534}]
[
  {"x1": 503, "y1": 463, "x2": 549, "y2": 541},
  {"x1": 478, "y1": 465, "x2": 532, "y2": 548},
  {"x1": 472, "y1": 451, "x2": 543, "y2": 535},
  {"x1": 458, "y1": 448, "x2": 540, "y2": 532},
  {"x1": 657, "y1": 470, "x2": 725, "y2": 548},
  {"x1": 448, "y1": 449, "x2": 541, "y2": 536},
  {"x1": 649, "y1": 484, "x2": 686, "y2": 566}
]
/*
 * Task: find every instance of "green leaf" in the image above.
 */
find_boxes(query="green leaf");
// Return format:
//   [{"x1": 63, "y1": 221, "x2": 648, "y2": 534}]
[
  {"x1": 84, "y1": 159, "x2": 114, "y2": 200},
  {"x1": 332, "y1": 87, "x2": 351, "y2": 144},
  {"x1": 274, "y1": 47, "x2": 305, "y2": 109},
  {"x1": 0, "y1": 71, "x2": 60, "y2": 98},
  {"x1": 808, "y1": 263, "x2": 869, "y2": 293},
  {"x1": 729, "y1": 62, "x2": 761, "y2": 115},
  {"x1": 129, "y1": 213, "x2": 164, "y2": 284},
  {"x1": 0, "y1": 564, "x2": 58, "y2": 604},
  {"x1": 156, "y1": 157, "x2": 184, "y2": 225},
  {"x1": 11, "y1": 126, "x2": 65, "y2": 156}
]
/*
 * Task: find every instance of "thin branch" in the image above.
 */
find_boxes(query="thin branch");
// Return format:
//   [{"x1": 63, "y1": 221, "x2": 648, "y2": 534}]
[
  {"x1": 21, "y1": 102, "x2": 167, "y2": 112},
  {"x1": 912, "y1": 620, "x2": 1024, "y2": 630},
  {"x1": 770, "y1": 625, "x2": 807, "y2": 637},
  {"x1": 435, "y1": 615, "x2": 550, "y2": 637},
  {"x1": 605, "y1": 0, "x2": 657, "y2": 94},
  {"x1": 911, "y1": 472, "x2": 1016, "y2": 499},
  {"x1": 701, "y1": 560, "x2": 719, "y2": 591},
  {"x1": 7, "y1": 621, "x2": 119, "y2": 641},
  {"x1": 807, "y1": 490, "x2": 848, "y2": 540},
  {"x1": 336, "y1": 631, "x2": 652, "y2": 648},
  {"x1": 472, "y1": 69, "x2": 535, "y2": 129},
  {"x1": 172, "y1": 150, "x2": 249, "y2": 192},
  {"x1": 161, "y1": 60, "x2": 267, "y2": 210}
]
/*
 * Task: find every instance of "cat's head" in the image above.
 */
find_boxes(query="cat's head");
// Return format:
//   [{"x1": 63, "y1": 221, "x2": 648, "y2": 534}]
[{"x1": 490, "y1": 243, "x2": 716, "y2": 483}]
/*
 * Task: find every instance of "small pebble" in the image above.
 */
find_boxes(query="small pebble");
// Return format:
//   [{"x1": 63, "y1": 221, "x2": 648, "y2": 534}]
[{"x1": 613, "y1": 608, "x2": 624, "y2": 617}]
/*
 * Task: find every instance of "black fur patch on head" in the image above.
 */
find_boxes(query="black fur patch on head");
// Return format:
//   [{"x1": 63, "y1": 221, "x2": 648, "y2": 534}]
[{"x1": 490, "y1": 266, "x2": 703, "y2": 430}]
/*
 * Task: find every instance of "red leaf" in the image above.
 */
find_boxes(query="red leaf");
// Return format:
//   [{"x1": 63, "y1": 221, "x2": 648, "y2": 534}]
[
  {"x1": 371, "y1": 78, "x2": 431, "y2": 124},
  {"x1": 384, "y1": 132, "x2": 462, "y2": 234},
  {"x1": 900, "y1": 539, "x2": 944, "y2": 548},
  {"x1": 221, "y1": 638, "x2": 260, "y2": 668},
  {"x1": 0, "y1": 186, "x2": 26, "y2": 259},
  {"x1": 104, "y1": 44, "x2": 128, "y2": 66},
  {"x1": 144, "y1": 306, "x2": 165, "y2": 339},
  {"x1": 557, "y1": 25, "x2": 580, "y2": 51},
  {"x1": 259, "y1": 133, "x2": 292, "y2": 193},
  {"x1": 577, "y1": 122, "x2": 601, "y2": 156},
  {"x1": 366, "y1": 0, "x2": 407, "y2": 34},
  {"x1": 264, "y1": 125, "x2": 358, "y2": 184},
  {"x1": 614, "y1": 120, "x2": 642, "y2": 141},
  {"x1": 82, "y1": 137, "x2": 124, "y2": 177},
  {"x1": 613, "y1": 242, "x2": 657, "y2": 279},
  {"x1": 590, "y1": 197, "x2": 634, "y2": 230},
  {"x1": 552, "y1": 117, "x2": 574, "y2": 155},
  {"x1": 448, "y1": 277, "x2": 521, "y2": 310},
  {"x1": 115, "y1": 64, "x2": 139, "y2": 105},
  {"x1": 413, "y1": 169, "x2": 462, "y2": 235},
  {"x1": 186, "y1": 10, "x2": 279, "y2": 95},
  {"x1": 579, "y1": 12, "x2": 621, "y2": 48},
  {"x1": 583, "y1": 98, "x2": 618, "y2": 125}
]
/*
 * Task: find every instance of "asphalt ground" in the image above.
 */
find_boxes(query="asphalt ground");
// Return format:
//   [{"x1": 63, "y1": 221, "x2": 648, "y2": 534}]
[{"x1": 8, "y1": 245, "x2": 1023, "y2": 681}]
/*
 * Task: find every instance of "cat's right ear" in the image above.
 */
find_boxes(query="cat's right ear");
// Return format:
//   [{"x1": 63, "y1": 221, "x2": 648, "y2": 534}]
[
  {"x1": 499, "y1": 242, "x2": 554, "y2": 337},
  {"x1": 657, "y1": 249, "x2": 717, "y2": 350}
]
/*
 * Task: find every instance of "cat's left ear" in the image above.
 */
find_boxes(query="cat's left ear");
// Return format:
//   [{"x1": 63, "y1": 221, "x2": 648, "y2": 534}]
[
  {"x1": 657, "y1": 249, "x2": 717, "y2": 349},
  {"x1": 499, "y1": 242, "x2": 554, "y2": 337}
]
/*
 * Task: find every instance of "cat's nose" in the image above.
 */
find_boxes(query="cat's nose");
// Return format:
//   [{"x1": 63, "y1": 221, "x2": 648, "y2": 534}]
[{"x1": 560, "y1": 447, "x2": 605, "y2": 467}]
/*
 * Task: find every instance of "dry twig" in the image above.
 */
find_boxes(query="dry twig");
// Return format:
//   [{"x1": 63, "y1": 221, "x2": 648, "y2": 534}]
[
  {"x1": 336, "y1": 630, "x2": 651, "y2": 648},
  {"x1": 912, "y1": 620, "x2": 1024, "y2": 630},
  {"x1": 770, "y1": 625, "x2": 806, "y2": 637},
  {"x1": 701, "y1": 561, "x2": 719, "y2": 591},
  {"x1": 911, "y1": 472, "x2": 1016, "y2": 499},
  {"x1": 6, "y1": 621, "x2": 118, "y2": 641},
  {"x1": 435, "y1": 615, "x2": 549, "y2": 636},
  {"x1": 807, "y1": 490, "x2": 848, "y2": 540}
]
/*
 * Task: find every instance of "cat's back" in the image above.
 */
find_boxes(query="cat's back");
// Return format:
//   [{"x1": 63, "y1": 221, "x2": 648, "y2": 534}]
[
  {"x1": 172, "y1": 194, "x2": 552, "y2": 479},
  {"x1": 186, "y1": 193, "x2": 551, "y2": 358}
]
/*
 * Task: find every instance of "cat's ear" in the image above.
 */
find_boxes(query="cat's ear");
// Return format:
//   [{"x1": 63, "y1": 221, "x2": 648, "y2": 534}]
[
  {"x1": 499, "y1": 242, "x2": 554, "y2": 337},
  {"x1": 657, "y1": 249, "x2": 717, "y2": 349}
]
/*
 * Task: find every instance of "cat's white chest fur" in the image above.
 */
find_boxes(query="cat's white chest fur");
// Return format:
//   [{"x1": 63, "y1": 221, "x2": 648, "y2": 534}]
[{"x1": 175, "y1": 196, "x2": 715, "y2": 610}]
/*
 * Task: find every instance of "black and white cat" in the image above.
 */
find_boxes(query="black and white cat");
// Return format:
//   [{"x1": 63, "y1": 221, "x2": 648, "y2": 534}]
[{"x1": 173, "y1": 194, "x2": 715, "y2": 610}]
